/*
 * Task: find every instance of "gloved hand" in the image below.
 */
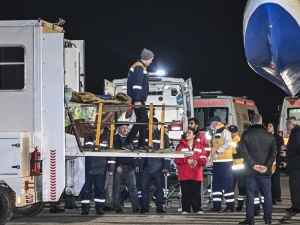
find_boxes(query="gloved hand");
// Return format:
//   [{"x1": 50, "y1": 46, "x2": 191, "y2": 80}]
[{"x1": 213, "y1": 152, "x2": 218, "y2": 161}]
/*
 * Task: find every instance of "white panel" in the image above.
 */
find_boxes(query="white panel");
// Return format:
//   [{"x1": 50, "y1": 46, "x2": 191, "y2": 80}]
[
  {"x1": 42, "y1": 33, "x2": 65, "y2": 202},
  {"x1": 65, "y1": 48, "x2": 79, "y2": 91},
  {"x1": 71, "y1": 40, "x2": 85, "y2": 91},
  {"x1": 0, "y1": 25, "x2": 36, "y2": 134},
  {"x1": 0, "y1": 132, "x2": 30, "y2": 178}
]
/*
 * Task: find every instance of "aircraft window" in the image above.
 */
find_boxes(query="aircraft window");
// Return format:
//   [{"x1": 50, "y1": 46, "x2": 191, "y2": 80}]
[{"x1": 0, "y1": 46, "x2": 25, "y2": 90}]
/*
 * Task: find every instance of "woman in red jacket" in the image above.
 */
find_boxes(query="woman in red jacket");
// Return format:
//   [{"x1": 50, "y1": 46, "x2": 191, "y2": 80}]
[{"x1": 174, "y1": 127, "x2": 208, "y2": 214}]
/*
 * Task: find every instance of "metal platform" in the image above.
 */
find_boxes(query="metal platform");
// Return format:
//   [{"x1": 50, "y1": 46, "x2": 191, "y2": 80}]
[{"x1": 65, "y1": 148, "x2": 192, "y2": 158}]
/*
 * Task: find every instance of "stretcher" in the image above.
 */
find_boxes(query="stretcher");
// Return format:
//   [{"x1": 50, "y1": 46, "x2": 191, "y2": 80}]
[{"x1": 162, "y1": 166, "x2": 214, "y2": 209}]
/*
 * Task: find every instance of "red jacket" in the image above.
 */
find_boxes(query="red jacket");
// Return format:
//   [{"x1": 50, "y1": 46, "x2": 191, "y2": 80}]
[
  {"x1": 197, "y1": 131, "x2": 209, "y2": 148},
  {"x1": 174, "y1": 138, "x2": 208, "y2": 182}
]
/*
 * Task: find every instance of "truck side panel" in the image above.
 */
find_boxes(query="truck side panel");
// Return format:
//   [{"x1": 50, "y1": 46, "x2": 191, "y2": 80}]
[{"x1": 41, "y1": 33, "x2": 65, "y2": 202}]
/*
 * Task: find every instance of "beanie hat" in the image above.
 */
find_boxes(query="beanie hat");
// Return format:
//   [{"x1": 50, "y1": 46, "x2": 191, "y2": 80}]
[
  {"x1": 229, "y1": 125, "x2": 238, "y2": 133},
  {"x1": 141, "y1": 48, "x2": 154, "y2": 60}
]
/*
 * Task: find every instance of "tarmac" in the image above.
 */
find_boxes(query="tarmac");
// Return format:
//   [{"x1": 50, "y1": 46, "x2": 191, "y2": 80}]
[{"x1": 7, "y1": 172, "x2": 300, "y2": 225}]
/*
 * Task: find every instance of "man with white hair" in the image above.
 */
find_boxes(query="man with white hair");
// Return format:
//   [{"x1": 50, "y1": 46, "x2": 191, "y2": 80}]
[
  {"x1": 238, "y1": 114, "x2": 277, "y2": 225},
  {"x1": 280, "y1": 116, "x2": 300, "y2": 214}
]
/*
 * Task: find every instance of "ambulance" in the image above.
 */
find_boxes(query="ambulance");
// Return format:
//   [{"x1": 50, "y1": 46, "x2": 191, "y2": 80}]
[
  {"x1": 278, "y1": 96, "x2": 300, "y2": 144},
  {"x1": 193, "y1": 92, "x2": 259, "y2": 135}
]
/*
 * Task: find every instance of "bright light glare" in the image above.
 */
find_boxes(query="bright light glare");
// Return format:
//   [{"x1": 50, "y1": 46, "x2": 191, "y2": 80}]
[{"x1": 156, "y1": 70, "x2": 166, "y2": 76}]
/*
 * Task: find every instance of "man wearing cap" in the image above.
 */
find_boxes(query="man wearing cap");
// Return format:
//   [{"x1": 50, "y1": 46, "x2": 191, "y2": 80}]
[
  {"x1": 238, "y1": 114, "x2": 277, "y2": 225},
  {"x1": 113, "y1": 124, "x2": 140, "y2": 214},
  {"x1": 208, "y1": 116, "x2": 235, "y2": 213},
  {"x1": 122, "y1": 48, "x2": 154, "y2": 151},
  {"x1": 280, "y1": 116, "x2": 300, "y2": 214}
]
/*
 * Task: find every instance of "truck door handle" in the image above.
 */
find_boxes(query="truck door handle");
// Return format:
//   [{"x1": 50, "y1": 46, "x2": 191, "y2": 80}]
[
  {"x1": 12, "y1": 165, "x2": 20, "y2": 169},
  {"x1": 12, "y1": 143, "x2": 20, "y2": 147}
]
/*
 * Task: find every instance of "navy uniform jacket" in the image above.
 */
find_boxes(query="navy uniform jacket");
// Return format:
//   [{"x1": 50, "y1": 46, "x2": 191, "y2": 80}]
[
  {"x1": 127, "y1": 60, "x2": 149, "y2": 103},
  {"x1": 139, "y1": 129, "x2": 170, "y2": 173},
  {"x1": 85, "y1": 130, "x2": 115, "y2": 175},
  {"x1": 114, "y1": 133, "x2": 135, "y2": 168}
]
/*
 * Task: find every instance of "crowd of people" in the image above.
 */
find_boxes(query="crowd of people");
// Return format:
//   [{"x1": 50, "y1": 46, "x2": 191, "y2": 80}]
[{"x1": 51, "y1": 48, "x2": 300, "y2": 225}]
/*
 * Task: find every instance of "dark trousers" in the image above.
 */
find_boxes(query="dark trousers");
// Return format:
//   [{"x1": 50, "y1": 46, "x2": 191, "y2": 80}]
[
  {"x1": 271, "y1": 165, "x2": 281, "y2": 199},
  {"x1": 289, "y1": 170, "x2": 300, "y2": 209},
  {"x1": 233, "y1": 169, "x2": 246, "y2": 201},
  {"x1": 212, "y1": 163, "x2": 235, "y2": 211},
  {"x1": 81, "y1": 172, "x2": 106, "y2": 210},
  {"x1": 141, "y1": 169, "x2": 164, "y2": 210},
  {"x1": 125, "y1": 103, "x2": 148, "y2": 147},
  {"x1": 135, "y1": 171, "x2": 143, "y2": 207},
  {"x1": 245, "y1": 177, "x2": 272, "y2": 222},
  {"x1": 180, "y1": 180, "x2": 202, "y2": 213}
]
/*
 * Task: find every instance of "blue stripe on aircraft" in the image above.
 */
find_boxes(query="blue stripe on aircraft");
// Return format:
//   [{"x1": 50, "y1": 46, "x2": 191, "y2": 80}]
[{"x1": 244, "y1": 3, "x2": 300, "y2": 96}]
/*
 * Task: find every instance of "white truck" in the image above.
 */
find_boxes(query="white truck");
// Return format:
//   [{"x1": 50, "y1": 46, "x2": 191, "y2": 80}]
[
  {"x1": 0, "y1": 19, "x2": 190, "y2": 224},
  {"x1": 104, "y1": 77, "x2": 194, "y2": 147}
]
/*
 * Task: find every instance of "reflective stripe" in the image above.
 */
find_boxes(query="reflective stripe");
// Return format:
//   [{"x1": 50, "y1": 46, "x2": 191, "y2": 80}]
[
  {"x1": 254, "y1": 200, "x2": 260, "y2": 204},
  {"x1": 153, "y1": 140, "x2": 160, "y2": 143},
  {"x1": 81, "y1": 200, "x2": 90, "y2": 203},
  {"x1": 225, "y1": 199, "x2": 235, "y2": 202},
  {"x1": 181, "y1": 148, "x2": 189, "y2": 152},
  {"x1": 232, "y1": 164, "x2": 244, "y2": 170},
  {"x1": 133, "y1": 85, "x2": 142, "y2": 89},
  {"x1": 108, "y1": 161, "x2": 115, "y2": 164},
  {"x1": 231, "y1": 142, "x2": 237, "y2": 147},
  {"x1": 215, "y1": 133, "x2": 221, "y2": 137},
  {"x1": 138, "y1": 191, "x2": 141, "y2": 194},
  {"x1": 213, "y1": 198, "x2": 222, "y2": 201},
  {"x1": 224, "y1": 192, "x2": 234, "y2": 196},
  {"x1": 237, "y1": 195, "x2": 245, "y2": 201},
  {"x1": 200, "y1": 156, "x2": 207, "y2": 159},
  {"x1": 194, "y1": 148, "x2": 202, "y2": 153},
  {"x1": 133, "y1": 140, "x2": 138, "y2": 143},
  {"x1": 213, "y1": 192, "x2": 222, "y2": 195},
  {"x1": 143, "y1": 71, "x2": 147, "y2": 74},
  {"x1": 100, "y1": 143, "x2": 108, "y2": 147},
  {"x1": 197, "y1": 138, "x2": 200, "y2": 142},
  {"x1": 94, "y1": 198, "x2": 105, "y2": 203},
  {"x1": 261, "y1": 196, "x2": 264, "y2": 200},
  {"x1": 85, "y1": 142, "x2": 94, "y2": 145},
  {"x1": 214, "y1": 159, "x2": 233, "y2": 162},
  {"x1": 138, "y1": 195, "x2": 142, "y2": 198},
  {"x1": 204, "y1": 147, "x2": 211, "y2": 151}
]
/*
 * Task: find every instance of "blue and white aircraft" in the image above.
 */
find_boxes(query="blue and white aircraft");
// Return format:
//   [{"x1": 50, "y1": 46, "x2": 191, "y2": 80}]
[{"x1": 243, "y1": 0, "x2": 300, "y2": 97}]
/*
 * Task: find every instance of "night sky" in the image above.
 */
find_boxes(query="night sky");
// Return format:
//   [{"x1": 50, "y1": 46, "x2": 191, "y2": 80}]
[{"x1": 1, "y1": 0, "x2": 287, "y2": 123}]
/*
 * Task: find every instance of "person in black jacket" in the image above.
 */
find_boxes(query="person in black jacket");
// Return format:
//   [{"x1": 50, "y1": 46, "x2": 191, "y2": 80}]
[
  {"x1": 122, "y1": 48, "x2": 154, "y2": 151},
  {"x1": 139, "y1": 117, "x2": 170, "y2": 214},
  {"x1": 266, "y1": 122, "x2": 284, "y2": 204},
  {"x1": 113, "y1": 124, "x2": 140, "y2": 214},
  {"x1": 81, "y1": 128, "x2": 115, "y2": 216},
  {"x1": 238, "y1": 114, "x2": 277, "y2": 225},
  {"x1": 280, "y1": 116, "x2": 300, "y2": 213}
]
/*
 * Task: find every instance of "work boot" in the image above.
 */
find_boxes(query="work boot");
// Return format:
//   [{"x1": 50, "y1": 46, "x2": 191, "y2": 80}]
[
  {"x1": 81, "y1": 208, "x2": 89, "y2": 215},
  {"x1": 49, "y1": 206, "x2": 65, "y2": 213},
  {"x1": 236, "y1": 201, "x2": 244, "y2": 212},
  {"x1": 96, "y1": 207, "x2": 105, "y2": 216},
  {"x1": 122, "y1": 143, "x2": 137, "y2": 151}
]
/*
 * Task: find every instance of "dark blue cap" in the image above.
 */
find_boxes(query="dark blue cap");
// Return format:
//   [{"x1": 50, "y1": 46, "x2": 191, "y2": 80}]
[{"x1": 207, "y1": 116, "x2": 221, "y2": 124}]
